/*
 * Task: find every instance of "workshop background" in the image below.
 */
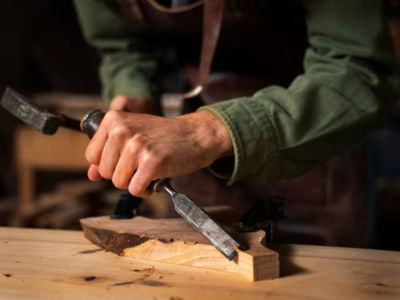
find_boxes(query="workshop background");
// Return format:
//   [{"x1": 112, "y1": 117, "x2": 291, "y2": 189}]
[{"x1": 0, "y1": 0, "x2": 399, "y2": 251}]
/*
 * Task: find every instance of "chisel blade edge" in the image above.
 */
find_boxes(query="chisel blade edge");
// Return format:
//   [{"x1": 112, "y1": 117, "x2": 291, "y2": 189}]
[{"x1": 172, "y1": 192, "x2": 244, "y2": 260}]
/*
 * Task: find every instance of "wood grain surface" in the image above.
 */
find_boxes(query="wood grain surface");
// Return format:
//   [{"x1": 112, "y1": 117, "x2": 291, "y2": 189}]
[
  {"x1": 80, "y1": 214, "x2": 279, "y2": 281},
  {"x1": 1, "y1": 227, "x2": 399, "y2": 299}
]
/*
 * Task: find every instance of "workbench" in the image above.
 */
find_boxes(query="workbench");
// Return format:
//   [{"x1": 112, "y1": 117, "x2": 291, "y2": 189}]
[{"x1": 0, "y1": 227, "x2": 399, "y2": 299}]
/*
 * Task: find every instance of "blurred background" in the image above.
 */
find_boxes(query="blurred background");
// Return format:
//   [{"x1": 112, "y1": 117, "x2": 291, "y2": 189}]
[
  {"x1": 0, "y1": 0, "x2": 108, "y2": 228},
  {"x1": 0, "y1": 0, "x2": 399, "y2": 251}
]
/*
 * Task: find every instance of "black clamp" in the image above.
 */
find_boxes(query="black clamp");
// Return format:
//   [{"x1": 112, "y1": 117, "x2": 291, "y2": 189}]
[
  {"x1": 110, "y1": 191, "x2": 143, "y2": 219},
  {"x1": 236, "y1": 196, "x2": 285, "y2": 242}
]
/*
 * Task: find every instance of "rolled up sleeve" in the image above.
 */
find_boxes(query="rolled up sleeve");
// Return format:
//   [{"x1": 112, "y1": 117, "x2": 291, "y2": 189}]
[{"x1": 200, "y1": 0, "x2": 400, "y2": 185}]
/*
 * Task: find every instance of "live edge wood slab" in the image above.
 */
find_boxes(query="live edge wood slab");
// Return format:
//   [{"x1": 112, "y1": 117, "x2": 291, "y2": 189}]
[{"x1": 80, "y1": 206, "x2": 279, "y2": 281}]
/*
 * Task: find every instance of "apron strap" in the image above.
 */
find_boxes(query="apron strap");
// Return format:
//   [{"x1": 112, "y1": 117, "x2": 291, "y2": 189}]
[{"x1": 181, "y1": 0, "x2": 225, "y2": 99}]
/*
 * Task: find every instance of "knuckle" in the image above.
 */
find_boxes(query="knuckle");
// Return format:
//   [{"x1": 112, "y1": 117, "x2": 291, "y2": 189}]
[
  {"x1": 142, "y1": 147, "x2": 164, "y2": 166},
  {"x1": 103, "y1": 110, "x2": 121, "y2": 124},
  {"x1": 126, "y1": 134, "x2": 147, "y2": 152},
  {"x1": 110, "y1": 125, "x2": 130, "y2": 139},
  {"x1": 126, "y1": 135, "x2": 141, "y2": 148},
  {"x1": 140, "y1": 140, "x2": 155, "y2": 155},
  {"x1": 132, "y1": 133, "x2": 145, "y2": 144},
  {"x1": 125, "y1": 144, "x2": 139, "y2": 158}
]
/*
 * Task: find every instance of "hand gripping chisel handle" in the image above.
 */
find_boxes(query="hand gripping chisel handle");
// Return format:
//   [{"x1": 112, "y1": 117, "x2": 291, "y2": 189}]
[
  {"x1": 0, "y1": 86, "x2": 246, "y2": 261},
  {"x1": 80, "y1": 109, "x2": 247, "y2": 260}
]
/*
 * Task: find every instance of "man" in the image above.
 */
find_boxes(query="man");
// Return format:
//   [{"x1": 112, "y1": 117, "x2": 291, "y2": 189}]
[{"x1": 74, "y1": 0, "x2": 399, "y2": 199}]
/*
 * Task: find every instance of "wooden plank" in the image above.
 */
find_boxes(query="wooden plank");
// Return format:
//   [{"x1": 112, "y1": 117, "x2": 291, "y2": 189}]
[
  {"x1": 80, "y1": 207, "x2": 279, "y2": 281},
  {"x1": 1, "y1": 227, "x2": 399, "y2": 299}
]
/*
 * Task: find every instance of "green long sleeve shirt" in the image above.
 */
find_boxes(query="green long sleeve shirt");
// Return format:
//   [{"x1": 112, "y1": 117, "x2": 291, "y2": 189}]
[
  {"x1": 74, "y1": 0, "x2": 400, "y2": 185},
  {"x1": 74, "y1": 0, "x2": 164, "y2": 104}
]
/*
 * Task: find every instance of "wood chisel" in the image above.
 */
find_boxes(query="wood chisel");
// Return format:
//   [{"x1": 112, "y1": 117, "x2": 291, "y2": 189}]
[{"x1": 1, "y1": 87, "x2": 246, "y2": 260}]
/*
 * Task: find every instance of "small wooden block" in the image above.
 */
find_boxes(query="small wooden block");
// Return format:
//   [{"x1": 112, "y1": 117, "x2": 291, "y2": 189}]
[{"x1": 80, "y1": 207, "x2": 279, "y2": 281}]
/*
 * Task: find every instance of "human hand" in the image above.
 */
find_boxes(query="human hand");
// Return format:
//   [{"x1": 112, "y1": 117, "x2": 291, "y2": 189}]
[
  {"x1": 85, "y1": 110, "x2": 233, "y2": 197},
  {"x1": 87, "y1": 95, "x2": 159, "y2": 182}
]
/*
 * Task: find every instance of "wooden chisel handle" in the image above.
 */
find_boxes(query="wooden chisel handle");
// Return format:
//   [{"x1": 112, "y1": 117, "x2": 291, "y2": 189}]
[{"x1": 80, "y1": 109, "x2": 105, "y2": 139}]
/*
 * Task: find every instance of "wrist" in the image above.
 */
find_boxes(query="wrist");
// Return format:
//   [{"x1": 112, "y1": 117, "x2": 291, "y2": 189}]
[{"x1": 177, "y1": 110, "x2": 234, "y2": 161}]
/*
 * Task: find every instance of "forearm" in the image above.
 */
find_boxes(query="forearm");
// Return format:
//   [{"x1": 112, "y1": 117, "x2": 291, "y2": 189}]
[
  {"x1": 176, "y1": 111, "x2": 234, "y2": 160},
  {"x1": 73, "y1": 0, "x2": 163, "y2": 106},
  {"x1": 200, "y1": 0, "x2": 400, "y2": 185}
]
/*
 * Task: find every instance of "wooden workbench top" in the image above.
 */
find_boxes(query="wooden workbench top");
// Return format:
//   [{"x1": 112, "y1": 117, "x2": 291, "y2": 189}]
[{"x1": 0, "y1": 226, "x2": 399, "y2": 299}]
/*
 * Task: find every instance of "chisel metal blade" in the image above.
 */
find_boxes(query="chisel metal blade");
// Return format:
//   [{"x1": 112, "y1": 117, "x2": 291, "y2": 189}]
[{"x1": 155, "y1": 179, "x2": 247, "y2": 260}]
